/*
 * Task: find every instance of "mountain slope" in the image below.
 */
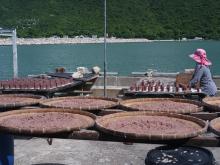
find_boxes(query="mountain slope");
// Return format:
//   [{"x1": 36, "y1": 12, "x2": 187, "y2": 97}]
[{"x1": 0, "y1": 0, "x2": 220, "y2": 39}]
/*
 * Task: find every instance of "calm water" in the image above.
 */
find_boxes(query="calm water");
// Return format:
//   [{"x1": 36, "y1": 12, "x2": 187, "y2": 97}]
[{"x1": 0, "y1": 41, "x2": 220, "y2": 80}]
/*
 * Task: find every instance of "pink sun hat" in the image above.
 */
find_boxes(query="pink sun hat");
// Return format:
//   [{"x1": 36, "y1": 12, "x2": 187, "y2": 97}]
[{"x1": 189, "y1": 48, "x2": 212, "y2": 66}]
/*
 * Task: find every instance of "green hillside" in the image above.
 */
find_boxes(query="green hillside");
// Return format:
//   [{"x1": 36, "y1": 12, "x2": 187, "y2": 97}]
[{"x1": 0, "y1": 0, "x2": 220, "y2": 39}]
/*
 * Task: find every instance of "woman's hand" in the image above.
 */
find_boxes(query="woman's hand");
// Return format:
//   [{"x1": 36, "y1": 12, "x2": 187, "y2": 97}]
[{"x1": 178, "y1": 83, "x2": 187, "y2": 90}]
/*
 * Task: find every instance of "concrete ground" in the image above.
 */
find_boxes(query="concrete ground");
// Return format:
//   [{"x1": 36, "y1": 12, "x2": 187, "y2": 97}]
[{"x1": 14, "y1": 138, "x2": 220, "y2": 165}]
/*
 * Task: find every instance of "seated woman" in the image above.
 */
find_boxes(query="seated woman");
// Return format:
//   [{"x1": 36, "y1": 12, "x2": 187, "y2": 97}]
[{"x1": 189, "y1": 48, "x2": 217, "y2": 96}]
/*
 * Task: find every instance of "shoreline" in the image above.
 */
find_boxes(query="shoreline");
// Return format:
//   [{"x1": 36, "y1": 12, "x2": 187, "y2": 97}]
[
  {"x1": 0, "y1": 37, "x2": 192, "y2": 46},
  {"x1": 0, "y1": 37, "x2": 152, "y2": 45},
  {"x1": 0, "y1": 37, "x2": 204, "y2": 46}
]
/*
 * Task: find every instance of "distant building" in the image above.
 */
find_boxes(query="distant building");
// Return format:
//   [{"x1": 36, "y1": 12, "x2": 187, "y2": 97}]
[{"x1": 193, "y1": 37, "x2": 203, "y2": 40}]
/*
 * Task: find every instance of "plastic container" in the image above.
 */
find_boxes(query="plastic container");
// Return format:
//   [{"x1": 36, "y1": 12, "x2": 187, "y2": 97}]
[
  {"x1": 145, "y1": 145, "x2": 215, "y2": 165},
  {"x1": 0, "y1": 133, "x2": 14, "y2": 165}
]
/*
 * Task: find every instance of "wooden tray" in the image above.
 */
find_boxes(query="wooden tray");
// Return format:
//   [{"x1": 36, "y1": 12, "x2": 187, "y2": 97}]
[
  {"x1": 203, "y1": 97, "x2": 220, "y2": 112},
  {"x1": 96, "y1": 111, "x2": 207, "y2": 141},
  {"x1": 0, "y1": 108, "x2": 95, "y2": 136},
  {"x1": 120, "y1": 98, "x2": 202, "y2": 114},
  {"x1": 0, "y1": 94, "x2": 42, "y2": 110},
  {"x1": 40, "y1": 96, "x2": 119, "y2": 111},
  {"x1": 209, "y1": 117, "x2": 220, "y2": 136}
]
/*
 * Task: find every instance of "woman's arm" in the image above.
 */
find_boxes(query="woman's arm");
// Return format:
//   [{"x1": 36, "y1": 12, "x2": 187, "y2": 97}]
[{"x1": 189, "y1": 65, "x2": 204, "y2": 88}]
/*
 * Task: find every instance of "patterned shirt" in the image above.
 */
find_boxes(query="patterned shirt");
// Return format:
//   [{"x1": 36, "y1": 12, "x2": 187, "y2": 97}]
[{"x1": 190, "y1": 64, "x2": 217, "y2": 96}]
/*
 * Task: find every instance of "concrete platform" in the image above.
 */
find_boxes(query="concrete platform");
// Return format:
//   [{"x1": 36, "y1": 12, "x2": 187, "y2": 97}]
[{"x1": 14, "y1": 138, "x2": 220, "y2": 165}]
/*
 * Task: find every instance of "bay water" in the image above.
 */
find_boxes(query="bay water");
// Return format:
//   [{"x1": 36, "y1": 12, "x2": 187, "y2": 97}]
[{"x1": 0, "y1": 40, "x2": 220, "y2": 80}]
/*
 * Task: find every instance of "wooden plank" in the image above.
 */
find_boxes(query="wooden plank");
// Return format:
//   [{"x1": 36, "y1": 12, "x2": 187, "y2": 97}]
[
  {"x1": 98, "y1": 109, "x2": 124, "y2": 116},
  {"x1": 68, "y1": 129, "x2": 99, "y2": 140},
  {"x1": 186, "y1": 136, "x2": 220, "y2": 147},
  {"x1": 97, "y1": 132, "x2": 220, "y2": 147},
  {"x1": 73, "y1": 90, "x2": 93, "y2": 94},
  {"x1": 190, "y1": 112, "x2": 220, "y2": 121}
]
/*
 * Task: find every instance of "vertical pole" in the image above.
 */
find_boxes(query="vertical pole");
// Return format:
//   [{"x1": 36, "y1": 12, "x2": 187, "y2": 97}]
[
  {"x1": 12, "y1": 29, "x2": 18, "y2": 78},
  {"x1": 104, "y1": 0, "x2": 107, "y2": 96}
]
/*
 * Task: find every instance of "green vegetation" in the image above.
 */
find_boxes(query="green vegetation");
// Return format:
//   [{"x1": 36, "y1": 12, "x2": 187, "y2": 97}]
[{"x1": 0, "y1": 0, "x2": 220, "y2": 39}]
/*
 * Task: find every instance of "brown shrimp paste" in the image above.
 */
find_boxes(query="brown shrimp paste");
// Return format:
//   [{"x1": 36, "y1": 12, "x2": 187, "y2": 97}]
[
  {"x1": 0, "y1": 112, "x2": 91, "y2": 131},
  {"x1": 50, "y1": 98, "x2": 115, "y2": 108},
  {"x1": 105, "y1": 116, "x2": 201, "y2": 135},
  {"x1": 130, "y1": 100, "x2": 198, "y2": 112},
  {"x1": 0, "y1": 96, "x2": 32, "y2": 104}
]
